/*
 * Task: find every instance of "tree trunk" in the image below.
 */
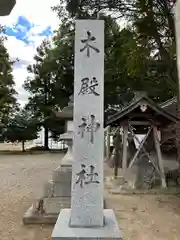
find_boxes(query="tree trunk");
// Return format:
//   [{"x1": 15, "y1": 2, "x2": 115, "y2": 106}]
[
  {"x1": 176, "y1": 100, "x2": 180, "y2": 167},
  {"x1": 44, "y1": 127, "x2": 49, "y2": 150},
  {"x1": 22, "y1": 140, "x2": 25, "y2": 152}
]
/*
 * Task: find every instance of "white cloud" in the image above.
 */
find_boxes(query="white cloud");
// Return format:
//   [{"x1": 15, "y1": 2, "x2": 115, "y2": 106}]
[
  {"x1": 0, "y1": 0, "x2": 60, "y2": 106},
  {"x1": 4, "y1": 36, "x2": 35, "y2": 63},
  {"x1": 13, "y1": 67, "x2": 28, "y2": 88},
  {"x1": 0, "y1": 0, "x2": 60, "y2": 30},
  {"x1": 13, "y1": 67, "x2": 30, "y2": 107}
]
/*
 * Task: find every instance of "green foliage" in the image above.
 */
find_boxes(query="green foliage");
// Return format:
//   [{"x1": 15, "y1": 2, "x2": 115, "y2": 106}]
[
  {"x1": 0, "y1": 36, "x2": 18, "y2": 124},
  {"x1": 44, "y1": 113, "x2": 65, "y2": 141},
  {"x1": 23, "y1": 40, "x2": 62, "y2": 149},
  {"x1": 4, "y1": 109, "x2": 39, "y2": 151},
  {"x1": 23, "y1": 37, "x2": 71, "y2": 146},
  {"x1": 23, "y1": 1, "x2": 177, "y2": 145},
  {"x1": 52, "y1": 0, "x2": 177, "y2": 103}
]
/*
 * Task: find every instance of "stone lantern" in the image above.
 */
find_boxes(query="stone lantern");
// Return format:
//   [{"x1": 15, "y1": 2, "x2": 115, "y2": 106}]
[
  {"x1": 23, "y1": 96, "x2": 74, "y2": 224},
  {"x1": 0, "y1": 0, "x2": 16, "y2": 16},
  {"x1": 56, "y1": 95, "x2": 74, "y2": 165}
]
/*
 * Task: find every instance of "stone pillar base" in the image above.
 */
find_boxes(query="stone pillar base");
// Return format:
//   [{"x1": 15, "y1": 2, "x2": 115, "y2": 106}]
[
  {"x1": 51, "y1": 209, "x2": 123, "y2": 240},
  {"x1": 23, "y1": 205, "x2": 57, "y2": 225},
  {"x1": 23, "y1": 164, "x2": 72, "y2": 225}
]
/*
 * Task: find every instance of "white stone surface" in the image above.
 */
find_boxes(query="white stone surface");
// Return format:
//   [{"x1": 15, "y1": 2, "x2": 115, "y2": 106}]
[
  {"x1": 43, "y1": 197, "x2": 71, "y2": 214},
  {"x1": 71, "y1": 20, "x2": 104, "y2": 227},
  {"x1": 60, "y1": 131, "x2": 73, "y2": 165},
  {"x1": 53, "y1": 183, "x2": 71, "y2": 197},
  {"x1": 67, "y1": 121, "x2": 74, "y2": 131},
  {"x1": 30, "y1": 127, "x2": 66, "y2": 150},
  {"x1": 44, "y1": 180, "x2": 55, "y2": 197},
  {"x1": 52, "y1": 209, "x2": 122, "y2": 240},
  {"x1": 52, "y1": 166, "x2": 72, "y2": 183}
]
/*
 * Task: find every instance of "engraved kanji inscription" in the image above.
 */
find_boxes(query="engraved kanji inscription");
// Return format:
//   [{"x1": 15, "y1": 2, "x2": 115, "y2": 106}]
[
  {"x1": 80, "y1": 31, "x2": 100, "y2": 57},
  {"x1": 75, "y1": 164, "x2": 100, "y2": 188},
  {"x1": 78, "y1": 77, "x2": 100, "y2": 96},
  {"x1": 78, "y1": 114, "x2": 100, "y2": 143},
  {"x1": 75, "y1": 164, "x2": 86, "y2": 188},
  {"x1": 85, "y1": 165, "x2": 100, "y2": 185}
]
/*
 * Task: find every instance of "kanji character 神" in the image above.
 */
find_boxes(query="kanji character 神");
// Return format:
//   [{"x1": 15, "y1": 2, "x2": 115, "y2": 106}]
[{"x1": 78, "y1": 114, "x2": 100, "y2": 143}]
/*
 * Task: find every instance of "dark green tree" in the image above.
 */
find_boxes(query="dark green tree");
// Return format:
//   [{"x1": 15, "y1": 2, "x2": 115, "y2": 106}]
[
  {"x1": 53, "y1": 0, "x2": 176, "y2": 96},
  {"x1": 23, "y1": 40, "x2": 62, "y2": 150},
  {"x1": 0, "y1": 29, "x2": 18, "y2": 125},
  {"x1": 24, "y1": 4, "x2": 177, "y2": 152},
  {"x1": 50, "y1": 13, "x2": 173, "y2": 108},
  {"x1": 4, "y1": 109, "x2": 39, "y2": 152},
  {"x1": 52, "y1": 0, "x2": 180, "y2": 163}
]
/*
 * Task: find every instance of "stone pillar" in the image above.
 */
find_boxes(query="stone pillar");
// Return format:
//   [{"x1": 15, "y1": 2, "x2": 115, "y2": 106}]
[
  {"x1": 70, "y1": 20, "x2": 104, "y2": 228},
  {"x1": 52, "y1": 20, "x2": 122, "y2": 240}
]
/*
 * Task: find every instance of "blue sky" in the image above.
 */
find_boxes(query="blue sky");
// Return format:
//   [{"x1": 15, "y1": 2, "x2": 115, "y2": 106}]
[
  {"x1": 0, "y1": 0, "x2": 60, "y2": 106},
  {"x1": 5, "y1": 16, "x2": 53, "y2": 44}
]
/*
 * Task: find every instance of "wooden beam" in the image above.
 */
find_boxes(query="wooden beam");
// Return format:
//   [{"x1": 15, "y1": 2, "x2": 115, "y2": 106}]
[
  {"x1": 129, "y1": 121, "x2": 151, "y2": 126},
  {"x1": 122, "y1": 124, "x2": 128, "y2": 173},
  {"x1": 130, "y1": 113, "x2": 154, "y2": 118},
  {"x1": 129, "y1": 127, "x2": 152, "y2": 168},
  {"x1": 153, "y1": 125, "x2": 167, "y2": 188},
  {"x1": 129, "y1": 127, "x2": 160, "y2": 174}
]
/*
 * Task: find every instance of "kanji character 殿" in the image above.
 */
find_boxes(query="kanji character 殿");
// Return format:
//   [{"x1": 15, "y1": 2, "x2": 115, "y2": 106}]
[{"x1": 78, "y1": 77, "x2": 100, "y2": 96}]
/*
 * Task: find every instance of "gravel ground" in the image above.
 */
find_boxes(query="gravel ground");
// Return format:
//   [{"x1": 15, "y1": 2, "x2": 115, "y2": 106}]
[
  {"x1": 0, "y1": 152, "x2": 62, "y2": 240},
  {"x1": 0, "y1": 152, "x2": 180, "y2": 240}
]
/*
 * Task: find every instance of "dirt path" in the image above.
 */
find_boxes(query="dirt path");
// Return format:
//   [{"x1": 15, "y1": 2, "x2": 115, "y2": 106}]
[
  {"x1": 0, "y1": 153, "x2": 180, "y2": 239},
  {"x1": 0, "y1": 153, "x2": 61, "y2": 240},
  {"x1": 106, "y1": 194, "x2": 180, "y2": 240}
]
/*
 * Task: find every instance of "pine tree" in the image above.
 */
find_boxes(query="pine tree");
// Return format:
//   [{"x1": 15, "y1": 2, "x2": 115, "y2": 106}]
[{"x1": 0, "y1": 31, "x2": 18, "y2": 127}]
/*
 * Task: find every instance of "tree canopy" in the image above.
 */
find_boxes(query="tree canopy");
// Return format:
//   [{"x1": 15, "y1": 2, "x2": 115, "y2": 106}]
[
  {"x1": 0, "y1": 30, "x2": 18, "y2": 126},
  {"x1": 4, "y1": 109, "x2": 39, "y2": 152},
  {"x1": 21, "y1": 1, "x2": 178, "y2": 149},
  {"x1": 52, "y1": 0, "x2": 177, "y2": 101}
]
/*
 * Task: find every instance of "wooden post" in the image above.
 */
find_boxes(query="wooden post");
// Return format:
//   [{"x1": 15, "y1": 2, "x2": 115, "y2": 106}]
[
  {"x1": 106, "y1": 125, "x2": 111, "y2": 159},
  {"x1": 104, "y1": 128, "x2": 107, "y2": 158},
  {"x1": 153, "y1": 125, "x2": 167, "y2": 188},
  {"x1": 122, "y1": 124, "x2": 128, "y2": 174},
  {"x1": 114, "y1": 130, "x2": 121, "y2": 178}
]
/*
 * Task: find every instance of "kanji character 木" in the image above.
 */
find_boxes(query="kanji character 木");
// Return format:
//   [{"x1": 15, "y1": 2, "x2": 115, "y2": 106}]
[{"x1": 80, "y1": 31, "x2": 100, "y2": 57}]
